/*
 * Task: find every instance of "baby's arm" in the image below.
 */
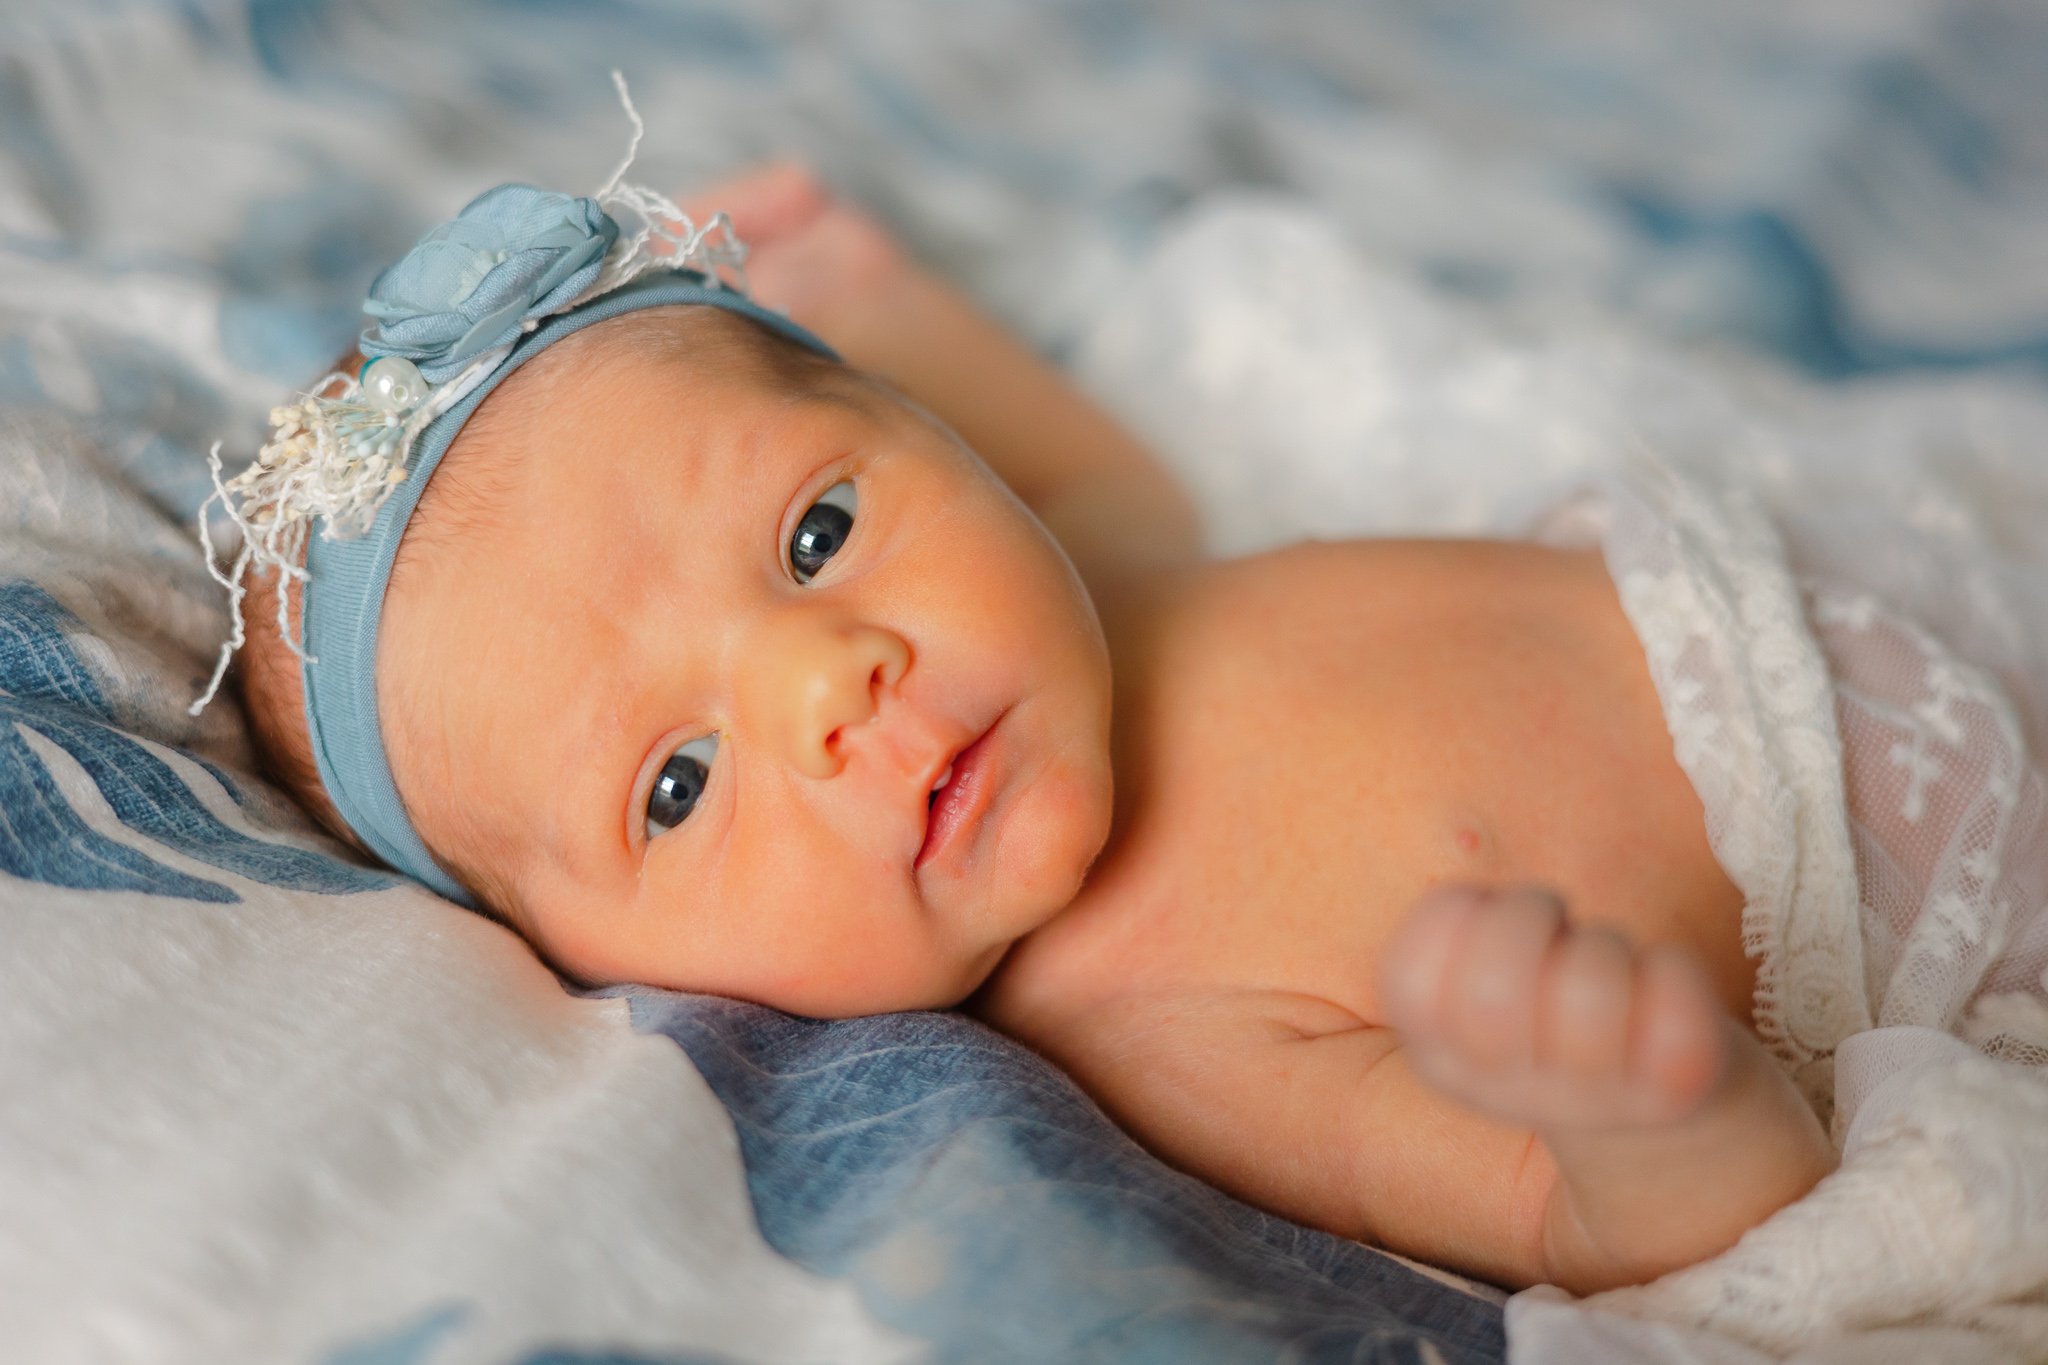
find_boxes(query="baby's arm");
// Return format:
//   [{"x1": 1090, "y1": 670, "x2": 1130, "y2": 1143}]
[
  {"x1": 679, "y1": 166, "x2": 1201, "y2": 587},
  {"x1": 1028, "y1": 986, "x2": 1564, "y2": 1288},
  {"x1": 1028, "y1": 887, "x2": 1835, "y2": 1293}
]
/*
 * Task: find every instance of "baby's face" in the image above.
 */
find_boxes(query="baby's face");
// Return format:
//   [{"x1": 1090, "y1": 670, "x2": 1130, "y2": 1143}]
[{"x1": 377, "y1": 317, "x2": 1114, "y2": 1016}]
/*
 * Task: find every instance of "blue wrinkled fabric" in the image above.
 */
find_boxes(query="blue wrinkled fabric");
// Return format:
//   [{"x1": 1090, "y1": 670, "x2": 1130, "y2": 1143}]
[
  {"x1": 624, "y1": 992, "x2": 1509, "y2": 1365},
  {"x1": 360, "y1": 183, "x2": 618, "y2": 381},
  {"x1": 0, "y1": 579, "x2": 395, "y2": 901}
]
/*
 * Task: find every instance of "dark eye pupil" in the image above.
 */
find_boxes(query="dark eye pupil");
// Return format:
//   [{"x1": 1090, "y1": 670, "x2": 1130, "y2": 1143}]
[
  {"x1": 647, "y1": 753, "x2": 709, "y2": 830},
  {"x1": 790, "y1": 502, "x2": 853, "y2": 583}
]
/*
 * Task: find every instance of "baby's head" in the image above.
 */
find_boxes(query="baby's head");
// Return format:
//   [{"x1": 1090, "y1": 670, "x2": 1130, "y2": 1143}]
[{"x1": 239, "y1": 269, "x2": 1112, "y2": 1018}]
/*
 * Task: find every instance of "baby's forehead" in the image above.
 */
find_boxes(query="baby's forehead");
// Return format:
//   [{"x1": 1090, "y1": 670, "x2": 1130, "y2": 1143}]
[
  {"x1": 406, "y1": 305, "x2": 871, "y2": 547},
  {"x1": 542, "y1": 301, "x2": 848, "y2": 400}
]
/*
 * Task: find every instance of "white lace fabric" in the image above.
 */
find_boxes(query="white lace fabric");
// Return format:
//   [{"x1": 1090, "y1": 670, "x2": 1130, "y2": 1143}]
[
  {"x1": 1522, "y1": 463, "x2": 2048, "y2": 1360},
  {"x1": 1790, "y1": 521, "x2": 2048, "y2": 1077},
  {"x1": 1529, "y1": 464, "x2": 1871, "y2": 1112}
]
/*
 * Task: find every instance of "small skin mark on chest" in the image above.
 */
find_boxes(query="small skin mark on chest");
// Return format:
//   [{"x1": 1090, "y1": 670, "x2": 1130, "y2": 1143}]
[{"x1": 1445, "y1": 817, "x2": 1508, "y2": 877}]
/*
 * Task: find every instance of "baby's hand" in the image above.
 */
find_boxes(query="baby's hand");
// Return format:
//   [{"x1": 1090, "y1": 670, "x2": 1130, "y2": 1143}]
[
  {"x1": 1378, "y1": 885, "x2": 1730, "y2": 1130},
  {"x1": 674, "y1": 163, "x2": 911, "y2": 349}
]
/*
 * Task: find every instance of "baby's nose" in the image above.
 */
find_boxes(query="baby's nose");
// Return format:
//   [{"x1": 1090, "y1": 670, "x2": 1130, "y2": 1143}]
[{"x1": 752, "y1": 615, "x2": 910, "y2": 779}]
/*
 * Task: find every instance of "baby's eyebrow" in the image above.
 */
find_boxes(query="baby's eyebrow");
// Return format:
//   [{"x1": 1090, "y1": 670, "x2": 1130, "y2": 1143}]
[
  {"x1": 772, "y1": 366, "x2": 897, "y2": 424},
  {"x1": 798, "y1": 384, "x2": 886, "y2": 417}
]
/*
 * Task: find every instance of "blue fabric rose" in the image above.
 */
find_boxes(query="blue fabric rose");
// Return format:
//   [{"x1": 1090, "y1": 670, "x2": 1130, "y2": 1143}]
[{"x1": 359, "y1": 184, "x2": 619, "y2": 382}]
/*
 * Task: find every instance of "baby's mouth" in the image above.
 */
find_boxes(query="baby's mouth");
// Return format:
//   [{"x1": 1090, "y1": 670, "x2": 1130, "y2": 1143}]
[{"x1": 916, "y1": 721, "x2": 999, "y2": 871}]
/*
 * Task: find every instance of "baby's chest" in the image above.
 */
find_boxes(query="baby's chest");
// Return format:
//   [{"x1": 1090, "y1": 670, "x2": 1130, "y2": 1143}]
[{"x1": 995, "y1": 539, "x2": 1748, "y2": 1035}]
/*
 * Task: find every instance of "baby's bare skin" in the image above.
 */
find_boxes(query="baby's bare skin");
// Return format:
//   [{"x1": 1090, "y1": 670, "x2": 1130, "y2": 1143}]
[
  {"x1": 247, "y1": 165, "x2": 1834, "y2": 1299},
  {"x1": 979, "y1": 542, "x2": 1824, "y2": 1288}
]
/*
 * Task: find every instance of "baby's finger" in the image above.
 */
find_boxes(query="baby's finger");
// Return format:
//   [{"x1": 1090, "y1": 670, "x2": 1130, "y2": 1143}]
[
  {"x1": 1440, "y1": 888, "x2": 1565, "y2": 1072},
  {"x1": 1378, "y1": 883, "x2": 1488, "y2": 1037},
  {"x1": 1537, "y1": 925, "x2": 1633, "y2": 1087},
  {"x1": 1631, "y1": 944, "x2": 1729, "y2": 1116}
]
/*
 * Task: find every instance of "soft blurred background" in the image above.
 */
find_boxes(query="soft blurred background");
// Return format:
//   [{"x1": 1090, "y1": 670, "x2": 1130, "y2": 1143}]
[{"x1": 2, "y1": 0, "x2": 2045, "y2": 540}]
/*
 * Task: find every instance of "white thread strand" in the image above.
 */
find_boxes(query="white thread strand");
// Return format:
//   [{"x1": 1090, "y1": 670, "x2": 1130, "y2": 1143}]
[
  {"x1": 189, "y1": 442, "x2": 250, "y2": 715},
  {"x1": 588, "y1": 71, "x2": 750, "y2": 298},
  {"x1": 596, "y1": 68, "x2": 645, "y2": 202}
]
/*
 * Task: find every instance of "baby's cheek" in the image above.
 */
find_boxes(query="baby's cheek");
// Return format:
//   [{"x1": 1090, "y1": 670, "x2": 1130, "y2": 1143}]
[
  {"x1": 761, "y1": 918, "x2": 967, "y2": 1016},
  {"x1": 996, "y1": 746, "x2": 1113, "y2": 921},
  {"x1": 708, "y1": 856, "x2": 954, "y2": 1016}
]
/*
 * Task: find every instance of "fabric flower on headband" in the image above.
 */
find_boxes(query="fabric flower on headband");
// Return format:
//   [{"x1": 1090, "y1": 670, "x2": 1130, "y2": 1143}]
[
  {"x1": 360, "y1": 185, "x2": 619, "y2": 382},
  {"x1": 187, "y1": 72, "x2": 753, "y2": 715}
]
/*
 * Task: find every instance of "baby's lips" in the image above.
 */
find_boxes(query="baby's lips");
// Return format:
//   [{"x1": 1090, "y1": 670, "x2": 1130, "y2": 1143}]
[{"x1": 915, "y1": 716, "x2": 1004, "y2": 874}]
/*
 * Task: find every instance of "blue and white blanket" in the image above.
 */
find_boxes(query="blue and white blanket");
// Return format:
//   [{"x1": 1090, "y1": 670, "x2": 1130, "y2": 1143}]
[{"x1": 2, "y1": 2, "x2": 2045, "y2": 1362}]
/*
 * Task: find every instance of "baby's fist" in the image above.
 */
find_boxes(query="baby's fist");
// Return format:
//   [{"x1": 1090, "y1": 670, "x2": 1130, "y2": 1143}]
[{"x1": 1378, "y1": 884, "x2": 1729, "y2": 1130}]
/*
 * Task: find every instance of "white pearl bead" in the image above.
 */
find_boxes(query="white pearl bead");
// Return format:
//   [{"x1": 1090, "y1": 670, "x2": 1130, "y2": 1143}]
[{"x1": 361, "y1": 356, "x2": 428, "y2": 413}]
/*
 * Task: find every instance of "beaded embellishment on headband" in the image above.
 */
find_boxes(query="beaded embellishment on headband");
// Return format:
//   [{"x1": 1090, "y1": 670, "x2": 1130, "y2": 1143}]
[{"x1": 189, "y1": 72, "x2": 750, "y2": 714}]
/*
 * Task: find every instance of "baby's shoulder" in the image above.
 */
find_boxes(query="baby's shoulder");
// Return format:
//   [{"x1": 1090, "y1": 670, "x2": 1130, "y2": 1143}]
[
  {"x1": 1102, "y1": 536, "x2": 1615, "y2": 736},
  {"x1": 1113, "y1": 537, "x2": 1608, "y2": 651}
]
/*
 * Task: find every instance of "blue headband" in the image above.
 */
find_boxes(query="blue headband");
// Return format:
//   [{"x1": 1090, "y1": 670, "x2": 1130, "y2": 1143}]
[{"x1": 289, "y1": 186, "x2": 836, "y2": 906}]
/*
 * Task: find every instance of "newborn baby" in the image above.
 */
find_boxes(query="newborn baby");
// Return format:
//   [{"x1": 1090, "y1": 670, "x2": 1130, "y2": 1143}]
[{"x1": 229, "y1": 164, "x2": 1845, "y2": 1296}]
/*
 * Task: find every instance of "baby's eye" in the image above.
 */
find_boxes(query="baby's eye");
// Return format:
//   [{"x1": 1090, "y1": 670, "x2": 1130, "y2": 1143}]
[
  {"x1": 646, "y1": 734, "x2": 718, "y2": 840},
  {"x1": 789, "y1": 480, "x2": 857, "y2": 584}
]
